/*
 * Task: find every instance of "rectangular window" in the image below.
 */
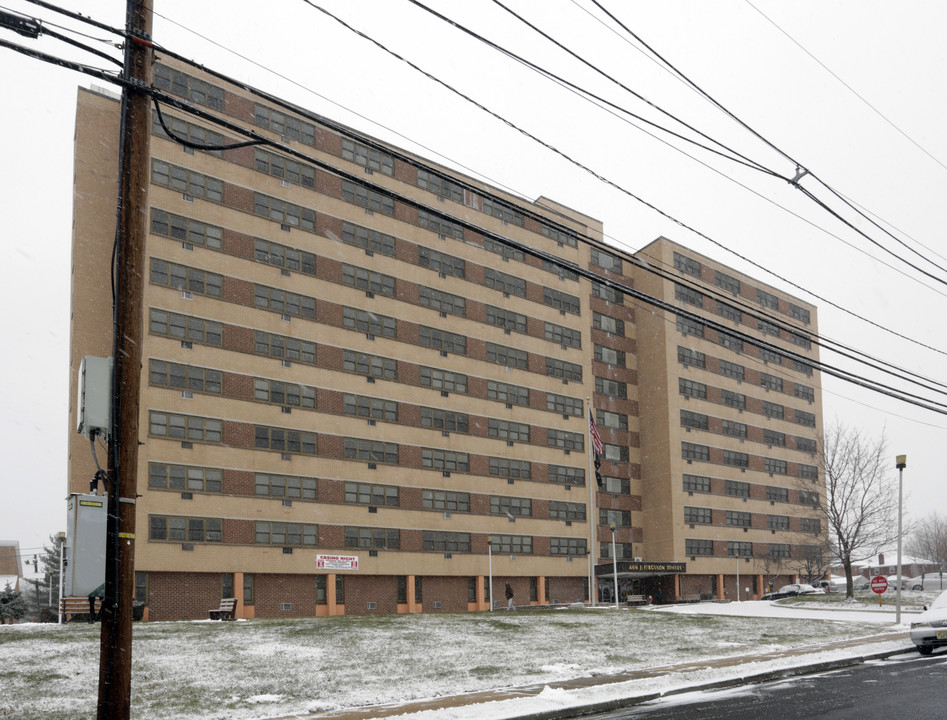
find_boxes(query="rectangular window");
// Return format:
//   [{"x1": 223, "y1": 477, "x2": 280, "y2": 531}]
[
  {"x1": 718, "y1": 331, "x2": 743, "y2": 352},
  {"x1": 481, "y1": 198, "x2": 524, "y2": 227},
  {"x1": 345, "y1": 438, "x2": 398, "y2": 464},
  {"x1": 345, "y1": 527, "x2": 400, "y2": 550},
  {"x1": 550, "y1": 538, "x2": 587, "y2": 556},
  {"x1": 489, "y1": 380, "x2": 529, "y2": 406},
  {"x1": 255, "y1": 521, "x2": 317, "y2": 546},
  {"x1": 793, "y1": 359, "x2": 813, "y2": 376},
  {"x1": 726, "y1": 511, "x2": 751, "y2": 527},
  {"x1": 725, "y1": 480, "x2": 750, "y2": 497},
  {"x1": 683, "y1": 474, "x2": 711, "y2": 493},
  {"x1": 344, "y1": 394, "x2": 398, "y2": 422},
  {"x1": 597, "y1": 409, "x2": 628, "y2": 430},
  {"x1": 548, "y1": 429, "x2": 584, "y2": 452},
  {"x1": 799, "y1": 491, "x2": 819, "y2": 506},
  {"x1": 489, "y1": 457, "x2": 530, "y2": 479},
  {"x1": 600, "y1": 509, "x2": 631, "y2": 527},
  {"x1": 790, "y1": 303, "x2": 811, "y2": 324},
  {"x1": 255, "y1": 473, "x2": 317, "y2": 500},
  {"x1": 728, "y1": 541, "x2": 753, "y2": 557},
  {"x1": 484, "y1": 269, "x2": 526, "y2": 297},
  {"x1": 491, "y1": 535, "x2": 533, "y2": 555},
  {"x1": 679, "y1": 378, "x2": 707, "y2": 399},
  {"x1": 760, "y1": 373, "x2": 783, "y2": 392},
  {"x1": 758, "y1": 318, "x2": 780, "y2": 336},
  {"x1": 423, "y1": 531, "x2": 471, "y2": 552},
  {"x1": 254, "y1": 426, "x2": 316, "y2": 455},
  {"x1": 763, "y1": 429, "x2": 786, "y2": 447},
  {"x1": 254, "y1": 148, "x2": 316, "y2": 187},
  {"x1": 420, "y1": 366, "x2": 466, "y2": 392},
  {"x1": 717, "y1": 301, "x2": 742, "y2": 323},
  {"x1": 674, "y1": 252, "x2": 701, "y2": 277},
  {"x1": 150, "y1": 259, "x2": 222, "y2": 297},
  {"x1": 603, "y1": 476, "x2": 629, "y2": 494},
  {"x1": 790, "y1": 331, "x2": 812, "y2": 350},
  {"x1": 422, "y1": 448, "x2": 469, "y2": 472},
  {"x1": 799, "y1": 464, "x2": 818, "y2": 481},
  {"x1": 603, "y1": 443, "x2": 629, "y2": 463},
  {"x1": 154, "y1": 64, "x2": 224, "y2": 110},
  {"x1": 763, "y1": 401, "x2": 785, "y2": 420},
  {"x1": 796, "y1": 437, "x2": 817, "y2": 453},
  {"x1": 684, "y1": 506, "x2": 712, "y2": 524},
  {"x1": 548, "y1": 465, "x2": 584, "y2": 486},
  {"x1": 591, "y1": 281, "x2": 623, "y2": 304},
  {"x1": 345, "y1": 482, "x2": 399, "y2": 507},
  {"x1": 715, "y1": 270, "x2": 741, "y2": 294},
  {"x1": 417, "y1": 169, "x2": 464, "y2": 202},
  {"x1": 255, "y1": 378, "x2": 316, "y2": 409},
  {"x1": 547, "y1": 358, "x2": 583, "y2": 381},
  {"x1": 594, "y1": 312, "x2": 625, "y2": 336},
  {"x1": 253, "y1": 103, "x2": 316, "y2": 144},
  {"x1": 419, "y1": 326, "x2": 467, "y2": 355},
  {"x1": 419, "y1": 246, "x2": 465, "y2": 277},
  {"x1": 253, "y1": 193, "x2": 315, "y2": 231},
  {"x1": 675, "y1": 283, "x2": 704, "y2": 307},
  {"x1": 150, "y1": 208, "x2": 222, "y2": 249},
  {"x1": 722, "y1": 419, "x2": 747, "y2": 438},
  {"x1": 545, "y1": 322, "x2": 582, "y2": 348},
  {"x1": 418, "y1": 209, "x2": 464, "y2": 240},
  {"x1": 685, "y1": 538, "x2": 713, "y2": 556},
  {"x1": 768, "y1": 515, "x2": 789, "y2": 531},
  {"x1": 543, "y1": 288, "x2": 581, "y2": 315},
  {"x1": 766, "y1": 486, "x2": 788, "y2": 503},
  {"x1": 594, "y1": 345, "x2": 625, "y2": 367},
  {"x1": 149, "y1": 360, "x2": 221, "y2": 395},
  {"x1": 490, "y1": 496, "x2": 532, "y2": 517},
  {"x1": 681, "y1": 409, "x2": 709, "y2": 430},
  {"x1": 150, "y1": 463, "x2": 223, "y2": 493},
  {"x1": 541, "y1": 223, "x2": 578, "y2": 247},
  {"x1": 344, "y1": 265, "x2": 396, "y2": 298},
  {"x1": 149, "y1": 516, "x2": 222, "y2": 543},
  {"x1": 254, "y1": 285, "x2": 316, "y2": 319},
  {"x1": 794, "y1": 384, "x2": 815, "y2": 402},
  {"x1": 677, "y1": 314, "x2": 704, "y2": 337},
  {"x1": 344, "y1": 350, "x2": 397, "y2": 380},
  {"x1": 488, "y1": 419, "x2": 529, "y2": 442},
  {"x1": 344, "y1": 307, "x2": 397, "y2": 338},
  {"x1": 549, "y1": 501, "x2": 586, "y2": 521},
  {"x1": 721, "y1": 390, "x2": 746, "y2": 410},
  {"x1": 719, "y1": 360, "x2": 745, "y2": 381},
  {"x1": 422, "y1": 490, "x2": 470, "y2": 513},
  {"x1": 483, "y1": 237, "x2": 524, "y2": 261},
  {"x1": 769, "y1": 543, "x2": 790, "y2": 558},
  {"x1": 487, "y1": 342, "x2": 527, "y2": 369},
  {"x1": 590, "y1": 247, "x2": 622, "y2": 273},
  {"x1": 343, "y1": 221, "x2": 396, "y2": 257},
  {"x1": 150, "y1": 309, "x2": 222, "y2": 346},
  {"x1": 678, "y1": 346, "x2": 705, "y2": 368},
  {"x1": 254, "y1": 238, "x2": 316, "y2": 275},
  {"x1": 342, "y1": 138, "x2": 394, "y2": 176},
  {"x1": 548, "y1": 393, "x2": 583, "y2": 416},
  {"x1": 723, "y1": 450, "x2": 749, "y2": 468},
  {"x1": 681, "y1": 442, "x2": 710, "y2": 461},
  {"x1": 341, "y1": 180, "x2": 395, "y2": 216},
  {"x1": 487, "y1": 305, "x2": 526, "y2": 333},
  {"x1": 252, "y1": 331, "x2": 315, "y2": 365},
  {"x1": 149, "y1": 411, "x2": 222, "y2": 443},
  {"x1": 796, "y1": 410, "x2": 816, "y2": 427},
  {"x1": 800, "y1": 517, "x2": 821, "y2": 533},
  {"x1": 595, "y1": 377, "x2": 626, "y2": 398},
  {"x1": 423, "y1": 408, "x2": 469, "y2": 433},
  {"x1": 757, "y1": 288, "x2": 779, "y2": 309}
]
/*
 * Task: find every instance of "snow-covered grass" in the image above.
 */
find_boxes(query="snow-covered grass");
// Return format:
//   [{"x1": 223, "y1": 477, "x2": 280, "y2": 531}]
[{"x1": 1, "y1": 603, "x2": 916, "y2": 720}]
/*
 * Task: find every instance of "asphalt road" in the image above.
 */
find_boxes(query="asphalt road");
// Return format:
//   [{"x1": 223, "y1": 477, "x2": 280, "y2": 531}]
[{"x1": 583, "y1": 649, "x2": 947, "y2": 720}]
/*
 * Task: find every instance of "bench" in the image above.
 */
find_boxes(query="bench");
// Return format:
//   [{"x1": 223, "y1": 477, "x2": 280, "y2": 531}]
[
  {"x1": 626, "y1": 594, "x2": 649, "y2": 606},
  {"x1": 60, "y1": 596, "x2": 103, "y2": 623},
  {"x1": 209, "y1": 598, "x2": 237, "y2": 620},
  {"x1": 680, "y1": 593, "x2": 702, "y2": 603}
]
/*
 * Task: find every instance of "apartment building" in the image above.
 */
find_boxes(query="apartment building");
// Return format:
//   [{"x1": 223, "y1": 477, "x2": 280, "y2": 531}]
[{"x1": 67, "y1": 57, "x2": 824, "y2": 619}]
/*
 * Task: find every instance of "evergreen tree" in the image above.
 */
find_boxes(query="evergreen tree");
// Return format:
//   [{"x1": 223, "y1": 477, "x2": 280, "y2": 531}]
[{"x1": 0, "y1": 583, "x2": 28, "y2": 623}]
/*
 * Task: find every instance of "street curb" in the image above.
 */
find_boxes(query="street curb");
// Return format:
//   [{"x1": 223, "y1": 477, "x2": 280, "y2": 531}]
[{"x1": 510, "y1": 645, "x2": 917, "y2": 720}]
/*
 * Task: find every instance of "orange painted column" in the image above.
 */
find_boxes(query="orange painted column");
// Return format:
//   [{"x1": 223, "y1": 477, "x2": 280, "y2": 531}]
[{"x1": 716, "y1": 573, "x2": 724, "y2": 600}]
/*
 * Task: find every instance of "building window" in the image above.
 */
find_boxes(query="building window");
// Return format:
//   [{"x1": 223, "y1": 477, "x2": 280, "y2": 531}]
[
  {"x1": 721, "y1": 389, "x2": 746, "y2": 410},
  {"x1": 424, "y1": 408, "x2": 469, "y2": 433},
  {"x1": 243, "y1": 574, "x2": 254, "y2": 605},
  {"x1": 595, "y1": 377, "x2": 626, "y2": 398},
  {"x1": 255, "y1": 331, "x2": 316, "y2": 364},
  {"x1": 547, "y1": 358, "x2": 583, "y2": 381},
  {"x1": 723, "y1": 450, "x2": 749, "y2": 468},
  {"x1": 675, "y1": 283, "x2": 703, "y2": 307},
  {"x1": 418, "y1": 209, "x2": 464, "y2": 239},
  {"x1": 549, "y1": 501, "x2": 586, "y2": 522},
  {"x1": 551, "y1": 538, "x2": 587, "y2": 556},
  {"x1": 757, "y1": 288, "x2": 779, "y2": 310},
  {"x1": 603, "y1": 443, "x2": 629, "y2": 463},
  {"x1": 728, "y1": 541, "x2": 753, "y2": 557},
  {"x1": 678, "y1": 346, "x2": 705, "y2": 368},
  {"x1": 769, "y1": 543, "x2": 790, "y2": 559},
  {"x1": 766, "y1": 486, "x2": 789, "y2": 503},
  {"x1": 594, "y1": 345, "x2": 625, "y2": 367},
  {"x1": 768, "y1": 515, "x2": 790, "y2": 531},
  {"x1": 253, "y1": 103, "x2": 315, "y2": 145},
  {"x1": 150, "y1": 309, "x2": 222, "y2": 346},
  {"x1": 789, "y1": 332, "x2": 812, "y2": 350},
  {"x1": 725, "y1": 479, "x2": 750, "y2": 497},
  {"x1": 758, "y1": 318, "x2": 780, "y2": 336},
  {"x1": 150, "y1": 516, "x2": 222, "y2": 543},
  {"x1": 317, "y1": 575, "x2": 327, "y2": 605},
  {"x1": 717, "y1": 302, "x2": 742, "y2": 323},
  {"x1": 344, "y1": 394, "x2": 397, "y2": 422},
  {"x1": 541, "y1": 223, "x2": 578, "y2": 247},
  {"x1": 796, "y1": 437, "x2": 817, "y2": 453},
  {"x1": 726, "y1": 511, "x2": 751, "y2": 527},
  {"x1": 149, "y1": 463, "x2": 222, "y2": 493},
  {"x1": 763, "y1": 430, "x2": 786, "y2": 447},
  {"x1": 679, "y1": 378, "x2": 707, "y2": 399},
  {"x1": 345, "y1": 527, "x2": 400, "y2": 549},
  {"x1": 419, "y1": 326, "x2": 467, "y2": 355},
  {"x1": 255, "y1": 379, "x2": 316, "y2": 409},
  {"x1": 418, "y1": 246, "x2": 465, "y2": 277},
  {"x1": 481, "y1": 198, "x2": 524, "y2": 227},
  {"x1": 676, "y1": 314, "x2": 704, "y2": 337},
  {"x1": 674, "y1": 252, "x2": 701, "y2": 277},
  {"x1": 420, "y1": 366, "x2": 465, "y2": 392},
  {"x1": 344, "y1": 438, "x2": 398, "y2": 464},
  {"x1": 344, "y1": 265, "x2": 396, "y2": 298},
  {"x1": 548, "y1": 465, "x2": 584, "y2": 486},
  {"x1": 489, "y1": 419, "x2": 529, "y2": 442},
  {"x1": 597, "y1": 409, "x2": 628, "y2": 430},
  {"x1": 423, "y1": 448, "x2": 469, "y2": 472},
  {"x1": 684, "y1": 506, "x2": 712, "y2": 524},
  {"x1": 547, "y1": 393, "x2": 583, "y2": 417},
  {"x1": 685, "y1": 538, "x2": 713, "y2": 556},
  {"x1": 683, "y1": 474, "x2": 711, "y2": 493},
  {"x1": 799, "y1": 491, "x2": 819, "y2": 506},
  {"x1": 800, "y1": 517, "x2": 821, "y2": 533},
  {"x1": 759, "y1": 348, "x2": 782, "y2": 366},
  {"x1": 343, "y1": 221, "x2": 396, "y2": 257},
  {"x1": 255, "y1": 474, "x2": 317, "y2": 500},
  {"x1": 790, "y1": 304, "x2": 810, "y2": 324},
  {"x1": 715, "y1": 270, "x2": 740, "y2": 294},
  {"x1": 417, "y1": 169, "x2": 464, "y2": 202},
  {"x1": 681, "y1": 410, "x2": 708, "y2": 430},
  {"x1": 254, "y1": 521, "x2": 317, "y2": 546},
  {"x1": 135, "y1": 573, "x2": 148, "y2": 604},
  {"x1": 489, "y1": 381, "x2": 529, "y2": 406},
  {"x1": 490, "y1": 496, "x2": 532, "y2": 517},
  {"x1": 344, "y1": 307, "x2": 397, "y2": 338},
  {"x1": 487, "y1": 342, "x2": 527, "y2": 369},
  {"x1": 762, "y1": 401, "x2": 785, "y2": 420},
  {"x1": 544, "y1": 288, "x2": 581, "y2": 315},
  {"x1": 149, "y1": 412, "x2": 222, "y2": 443},
  {"x1": 345, "y1": 482, "x2": 399, "y2": 507},
  {"x1": 594, "y1": 312, "x2": 625, "y2": 336},
  {"x1": 344, "y1": 351, "x2": 396, "y2": 380},
  {"x1": 548, "y1": 429, "x2": 584, "y2": 452},
  {"x1": 722, "y1": 420, "x2": 747, "y2": 438},
  {"x1": 423, "y1": 531, "x2": 471, "y2": 552},
  {"x1": 799, "y1": 464, "x2": 818, "y2": 481},
  {"x1": 590, "y1": 247, "x2": 622, "y2": 273},
  {"x1": 760, "y1": 373, "x2": 783, "y2": 392},
  {"x1": 682, "y1": 442, "x2": 710, "y2": 462},
  {"x1": 254, "y1": 148, "x2": 315, "y2": 187},
  {"x1": 341, "y1": 180, "x2": 395, "y2": 216},
  {"x1": 483, "y1": 238, "x2": 524, "y2": 263},
  {"x1": 794, "y1": 384, "x2": 815, "y2": 402},
  {"x1": 793, "y1": 360, "x2": 813, "y2": 376},
  {"x1": 154, "y1": 64, "x2": 224, "y2": 109},
  {"x1": 484, "y1": 268, "x2": 526, "y2": 297},
  {"x1": 422, "y1": 490, "x2": 470, "y2": 512},
  {"x1": 489, "y1": 457, "x2": 530, "y2": 479},
  {"x1": 487, "y1": 305, "x2": 526, "y2": 332},
  {"x1": 149, "y1": 360, "x2": 221, "y2": 394},
  {"x1": 796, "y1": 410, "x2": 816, "y2": 428},
  {"x1": 603, "y1": 476, "x2": 630, "y2": 494},
  {"x1": 719, "y1": 360, "x2": 745, "y2": 381},
  {"x1": 254, "y1": 426, "x2": 317, "y2": 454},
  {"x1": 342, "y1": 138, "x2": 394, "y2": 175},
  {"x1": 545, "y1": 322, "x2": 582, "y2": 348},
  {"x1": 491, "y1": 535, "x2": 533, "y2": 555},
  {"x1": 718, "y1": 331, "x2": 743, "y2": 353},
  {"x1": 591, "y1": 281, "x2": 623, "y2": 304},
  {"x1": 254, "y1": 285, "x2": 316, "y2": 319},
  {"x1": 150, "y1": 259, "x2": 222, "y2": 298},
  {"x1": 150, "y1": 208, "x2": 222, "y2": 249},
  {"x1": 254, "y1": 238, "x2": 316, "y2": 275},
  {"x1": 253, "y1": 193, "x2": 316, "y2": 231}
]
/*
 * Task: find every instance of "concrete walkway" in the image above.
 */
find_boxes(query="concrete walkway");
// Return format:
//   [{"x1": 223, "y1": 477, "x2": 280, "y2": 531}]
[{"x1": 282, "y1": 630, "x2": 914, "y2": 720}]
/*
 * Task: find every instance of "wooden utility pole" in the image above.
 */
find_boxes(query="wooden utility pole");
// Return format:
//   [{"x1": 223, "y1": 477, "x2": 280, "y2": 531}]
[{"x1": 97, "y1": 1, "x2": 152, "y2": 718}]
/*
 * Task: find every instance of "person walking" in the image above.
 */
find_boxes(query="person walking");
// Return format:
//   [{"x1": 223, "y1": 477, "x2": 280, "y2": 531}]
[{"x1": 505, "y1": 583, "x2": 515, "y2": 611}]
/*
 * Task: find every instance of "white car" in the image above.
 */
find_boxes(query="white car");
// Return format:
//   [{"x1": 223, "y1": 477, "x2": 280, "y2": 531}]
[
  {"x1": 909, "y1": 574, "x2": 946, "y2": 592},
  {"x1": 910, "y1": 589, "x2": 947, "y2": 655}
]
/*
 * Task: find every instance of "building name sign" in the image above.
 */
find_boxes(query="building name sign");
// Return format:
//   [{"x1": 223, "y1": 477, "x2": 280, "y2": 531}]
[
  {"x1": 316, "y1": 554, "x2": 359, "y2": 571},
  {"x1": 596, "y1": 561, "x2": 687, "y2": 575}
]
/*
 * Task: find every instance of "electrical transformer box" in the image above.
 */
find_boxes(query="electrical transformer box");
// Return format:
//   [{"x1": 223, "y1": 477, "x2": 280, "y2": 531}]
[
  {"x1": 77, "y1": 355, "x2": 112, "y2": 439},
  {"x1": 64, "y1": 493, "x2": 107, "y2": 597}
]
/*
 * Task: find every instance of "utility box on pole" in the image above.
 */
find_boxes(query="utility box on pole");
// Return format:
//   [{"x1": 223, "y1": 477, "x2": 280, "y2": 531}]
[{"x1": 64, "y1": 493, "x2": 107, "y2": 597}]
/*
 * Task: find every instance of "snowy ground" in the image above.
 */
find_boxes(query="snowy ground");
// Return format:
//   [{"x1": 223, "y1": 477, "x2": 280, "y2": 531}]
[{"x1": 1, "y1": 594, "x2": 935, "y2": 720}]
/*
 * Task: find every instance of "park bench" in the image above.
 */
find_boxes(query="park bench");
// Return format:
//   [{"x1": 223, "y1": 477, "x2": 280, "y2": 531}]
[
  {"x1": 681, "y1": 593, "x2": 702, "y2": 603},
  {"x1": 625, "y1": 594, "x2": 649, "y2": 606},
  {"x1": 60, "y1": 596, "x2": 102, "y2": 623},
  {"x1": 209, "y1": 597, "x2": 237, "y2": 620}
]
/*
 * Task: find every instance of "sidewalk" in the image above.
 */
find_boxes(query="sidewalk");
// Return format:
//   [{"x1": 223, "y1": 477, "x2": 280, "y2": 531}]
[{"x1": 283, "y1": 630, "x2": 913, "y2": 720}]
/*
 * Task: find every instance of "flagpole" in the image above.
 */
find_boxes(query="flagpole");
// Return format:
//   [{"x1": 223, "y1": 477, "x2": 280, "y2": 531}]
[{"x1": 586, "y1": 398, "x2": 598, "y2": 607}]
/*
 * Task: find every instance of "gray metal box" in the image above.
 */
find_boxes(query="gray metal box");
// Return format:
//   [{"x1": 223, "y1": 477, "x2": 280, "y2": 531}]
[
  {"x1": 64, "y1": 493, "x2": 107, "y2": 597},
  {"x1": 77, "y1": 355, "x2": 112, "y2": 439}
]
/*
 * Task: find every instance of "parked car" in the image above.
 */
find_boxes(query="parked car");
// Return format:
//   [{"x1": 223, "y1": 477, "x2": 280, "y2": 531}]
[
  {"x1": 910, "y1": 589, "x2": 947, "y2": 655},
  {"x1": 909, "y1": 574, "x2": 947, "y2": 592},
  {"x1": 762, "y1": 583, "x2": 817, "y2": 600},
  {"x1": 885, "y1": 575, "x2": 910, "y2": 591}
]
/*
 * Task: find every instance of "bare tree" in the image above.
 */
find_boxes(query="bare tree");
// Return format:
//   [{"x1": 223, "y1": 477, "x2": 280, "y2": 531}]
[
  {"x1": 810, "y1": 422, "x2": 898, "y2": 599},
  {"x1": 908, "y1": 512, "x2": 947, "y2": 572},
  {"x1": 791, "y1": 536, "x2": 834, "y2": 585}
]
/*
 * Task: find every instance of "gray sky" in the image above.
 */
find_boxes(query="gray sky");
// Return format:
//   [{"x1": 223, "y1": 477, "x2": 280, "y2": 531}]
[{"x1": 2, "y1": 0, "x2": 945, "y2": 569}]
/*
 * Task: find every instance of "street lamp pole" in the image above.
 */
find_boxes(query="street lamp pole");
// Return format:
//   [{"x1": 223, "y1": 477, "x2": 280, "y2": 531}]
[
  {"x1": 610, "y1": 523, "x2": 619, "y2": 610},
  {"x1": 896, "y1": 455, "x2": 906, "y2": 625},
  {"x1": 736, "y1": 556, "x2": 741, "y2": 602},
  {"x1": 487, "y1": 536, "x2": 494, "y2": 613},
  {"x1": 57, "y1": 531, "x2": 66, "y2": 625}
]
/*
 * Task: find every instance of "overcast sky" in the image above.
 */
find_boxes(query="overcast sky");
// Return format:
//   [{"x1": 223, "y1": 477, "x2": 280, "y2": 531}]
[{"x1": 2, "y1": 0, "x2": 945, "y2": 570}]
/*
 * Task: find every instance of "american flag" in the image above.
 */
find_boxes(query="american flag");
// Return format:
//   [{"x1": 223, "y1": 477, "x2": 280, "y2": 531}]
[{"x1": 588, "y1": 408, "x2": 604, "y2": 455}]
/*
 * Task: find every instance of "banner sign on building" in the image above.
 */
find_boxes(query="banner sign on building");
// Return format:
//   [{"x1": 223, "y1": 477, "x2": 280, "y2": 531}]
[{"x1": 316, "y1": 554, "x2": 359, "y2": 571}]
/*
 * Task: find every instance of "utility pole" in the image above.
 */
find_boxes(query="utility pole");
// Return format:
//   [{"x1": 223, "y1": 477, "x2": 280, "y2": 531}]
[{"x1": 97, "y1": 2, "x2": 152, "y2": 719}]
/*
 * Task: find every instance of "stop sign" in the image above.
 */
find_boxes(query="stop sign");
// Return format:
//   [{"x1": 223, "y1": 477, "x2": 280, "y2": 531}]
[{"x1": 870, "y1": 576, "x2": 888, "y2": 594}]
